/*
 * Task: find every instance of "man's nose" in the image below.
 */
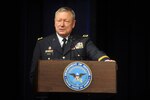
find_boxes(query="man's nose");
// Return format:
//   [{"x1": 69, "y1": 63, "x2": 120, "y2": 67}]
[{"x1": 60, "y1": 21, "x2": 65, "y2": 26}]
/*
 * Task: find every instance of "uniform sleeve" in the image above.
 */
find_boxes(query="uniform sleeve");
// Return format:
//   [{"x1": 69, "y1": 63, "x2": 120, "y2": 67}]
[
  {"x1": 85, "y1": 38, "x2": 110, "y2": 61},
  {"x1": 30, "y1": 41, "x2": 41, "y2": 87}
]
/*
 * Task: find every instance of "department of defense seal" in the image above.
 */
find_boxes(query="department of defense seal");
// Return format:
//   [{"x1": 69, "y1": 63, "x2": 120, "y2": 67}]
[{"x1": 63, "y1": 61, "x2": 92, "y2": 91}]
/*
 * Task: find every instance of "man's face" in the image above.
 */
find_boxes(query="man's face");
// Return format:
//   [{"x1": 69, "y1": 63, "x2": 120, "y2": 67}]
[{"x1": 55, "y1": 11, "x2": 76, "y2": 37}]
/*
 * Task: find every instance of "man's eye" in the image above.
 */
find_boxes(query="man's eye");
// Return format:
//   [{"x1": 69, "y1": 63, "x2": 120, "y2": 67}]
[
  {"x1": 57, "y1": 20, "x2": 61, "y2": 22},
  {"x1": 65, "y1": 20, "x2": 69, "y2": 22}
]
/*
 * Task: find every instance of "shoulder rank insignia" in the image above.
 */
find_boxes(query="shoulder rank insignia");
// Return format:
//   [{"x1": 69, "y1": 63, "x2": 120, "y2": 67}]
[
  {"x1": 37, "y1": 37, "x2": 43, "y2": 40},
  {"x1": 82, "y1": 34, "x2": 88, "y2": 38}
]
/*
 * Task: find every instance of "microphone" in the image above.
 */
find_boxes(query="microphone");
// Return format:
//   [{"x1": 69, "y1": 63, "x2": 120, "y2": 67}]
[{"x1": 69, "y1": 36, "x2": 82, "y2": 60}]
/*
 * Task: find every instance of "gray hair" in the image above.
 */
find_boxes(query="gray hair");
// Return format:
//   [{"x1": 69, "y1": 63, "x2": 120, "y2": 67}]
[{"x1": 55, "y1": 7, "x2": 76, "y2": 20}]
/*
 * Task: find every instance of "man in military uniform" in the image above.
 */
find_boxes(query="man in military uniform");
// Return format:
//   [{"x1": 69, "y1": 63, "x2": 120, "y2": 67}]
[{"x1": 30, "y1": 7, "x2": 113, "y2": 99}]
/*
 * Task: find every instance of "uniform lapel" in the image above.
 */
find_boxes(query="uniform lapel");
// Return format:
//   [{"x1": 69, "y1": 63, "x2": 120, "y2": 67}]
[
  {"x1": 63, "y1": 35, "x2": 77, "y2": 55},
  {"x1": 49, "y1": 34, "x2": 63, "y2": 54},
  {"x1": 63, "y1": 38, "x2": 72, "y2": 55}
]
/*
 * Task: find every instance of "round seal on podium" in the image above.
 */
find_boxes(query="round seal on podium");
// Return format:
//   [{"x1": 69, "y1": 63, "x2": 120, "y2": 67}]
[{"x1": 63, "y1": 61, "x2": 92, "y2": 91}]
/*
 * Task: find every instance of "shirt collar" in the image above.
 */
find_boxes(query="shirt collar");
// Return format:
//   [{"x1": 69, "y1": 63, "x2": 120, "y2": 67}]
[
  {"x1": 56, "y1": 33, "x2": 69, "y2": 41},
  {"x1": 56, "y1": 33, "x2": 69, "y2": 46}
]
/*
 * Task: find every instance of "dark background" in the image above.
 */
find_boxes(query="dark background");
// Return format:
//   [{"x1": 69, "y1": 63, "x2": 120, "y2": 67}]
[{"x1": 15, "y1": 0, "x2": 149, "y2": 100}]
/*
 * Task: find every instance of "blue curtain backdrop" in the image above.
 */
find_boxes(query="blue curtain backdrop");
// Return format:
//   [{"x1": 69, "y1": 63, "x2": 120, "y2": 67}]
[{"x1": 18, "y1": 0, "x2": 149, "y2": 100}]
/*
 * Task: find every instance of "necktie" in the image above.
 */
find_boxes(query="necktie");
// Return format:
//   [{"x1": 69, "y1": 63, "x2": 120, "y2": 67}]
[{"x1": 62, "y1": 38, "x2": 67, "y2": 52}]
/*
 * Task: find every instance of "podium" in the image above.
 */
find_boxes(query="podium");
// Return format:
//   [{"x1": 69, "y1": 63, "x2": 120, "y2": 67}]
[{"x1": 37, "y1": 60, "x2": 117, "y2": 93}]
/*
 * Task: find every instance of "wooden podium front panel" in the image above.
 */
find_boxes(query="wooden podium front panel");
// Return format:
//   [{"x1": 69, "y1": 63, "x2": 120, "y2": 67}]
[{"x1": 37, "y1": 60, "x2": 117, "y2": 93}]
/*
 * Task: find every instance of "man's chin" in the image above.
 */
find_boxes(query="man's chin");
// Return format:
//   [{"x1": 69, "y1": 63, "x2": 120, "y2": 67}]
[
  {"x1": 58, "y1": 33, "x2": 68, "y2": 37},
  {"x1": 58, "y1": 32, "x2": 66, "y2": 35}
]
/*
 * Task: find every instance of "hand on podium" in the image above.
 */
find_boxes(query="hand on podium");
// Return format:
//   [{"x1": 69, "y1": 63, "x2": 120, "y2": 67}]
[{"x1": 104, "y1": 59, "x2": 116, "y2": 62}]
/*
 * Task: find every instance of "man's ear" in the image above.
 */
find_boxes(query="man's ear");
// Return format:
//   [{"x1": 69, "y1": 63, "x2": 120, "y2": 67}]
[{"x1": 72, "y1": 20, "x2": 76, "y2": 28}]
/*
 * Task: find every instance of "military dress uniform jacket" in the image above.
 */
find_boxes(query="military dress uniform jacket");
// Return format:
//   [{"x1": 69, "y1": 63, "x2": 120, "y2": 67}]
[{"x1": 30, "y1": 33, "x2": 109, "y2": 85}]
